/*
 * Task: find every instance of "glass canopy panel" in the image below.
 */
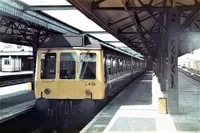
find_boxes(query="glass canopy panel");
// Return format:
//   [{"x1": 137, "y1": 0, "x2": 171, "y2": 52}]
[
  {"x1": 90, "y1": 34, "x2": 119, "y2": 42},
  {"x1": 43, "y1": 10, "x2": 105, "y2": 32},
  {"x1": 19, "y1": 0, "x2": 70, "y2": 5},
  {"x1": 110, "y1": 43, "x2": 127, "y2": 47}
]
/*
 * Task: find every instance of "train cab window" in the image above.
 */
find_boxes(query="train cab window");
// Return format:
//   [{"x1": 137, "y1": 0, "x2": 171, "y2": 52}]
[
  {"x1": 80, "y1": 53, "x2": 96, "y2": 79},
  {"x1": 40, "y1": 53, "x2": 56, "y2": 79},
  {"x1": 60, "y1": 53, "x2": 76, "y2": 79},
  {"x1": 4, "y1": 59, "x2": 10, "y2": 65}
]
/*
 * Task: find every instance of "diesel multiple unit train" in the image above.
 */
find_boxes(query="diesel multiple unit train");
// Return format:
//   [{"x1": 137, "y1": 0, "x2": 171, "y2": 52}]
[{"x1": 34, "y1": 34, "x2": 146, "y2": 121}]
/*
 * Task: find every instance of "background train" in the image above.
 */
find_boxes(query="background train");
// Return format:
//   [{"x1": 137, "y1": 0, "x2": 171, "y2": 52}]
[{"x1": 34, "y1": 34, "x2": 146, "y2": 122}]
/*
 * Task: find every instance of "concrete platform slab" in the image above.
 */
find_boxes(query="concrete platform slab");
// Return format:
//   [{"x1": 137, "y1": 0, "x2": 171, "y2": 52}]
[
  {"x1": 0, "y1": 83, "x2": 31, "y2": 96},
  {"x1": 0, "y1": 83, "x2": 35, "y2": 123},
  {"x1": 0, "y1": 83, "x2": 35, "y2": 110}
]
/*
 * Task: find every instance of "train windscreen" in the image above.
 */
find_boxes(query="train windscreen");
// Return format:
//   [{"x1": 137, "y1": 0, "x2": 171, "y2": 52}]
[
  {"x1": 40, "y1": 53, "x2": 56, "y2": 79},
  {"x1": 79, "y1": 53, "x2": 96, "y2": 79},
  {"x1": 60, "y1": 53, "x2": 76, "y2": 79}
]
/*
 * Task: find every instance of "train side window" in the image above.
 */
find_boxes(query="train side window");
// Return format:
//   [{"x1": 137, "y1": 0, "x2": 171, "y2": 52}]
[
  {"x1": 123, "y1": 59, "x2": 125, "y2": 71},
  {"x1": 60, "y1": 53, "x2": 76, "y2": 79},
  {"x1": 116, "y1": 58, "x2": 119, "y2": 73},
  {"x1": 133, "y1": 59, "x2": 136, "y2": 69},
  {"x1": 106, "y1": 58, "x2": 112, "y2": 75},
  {"x1": 116, "y1": 58, "x2": 118, "y2": 73},
  {"x1": 119, "y1": 58, "x2": 123, "y2": 72},
  {"x1": 128, "y1": 60, "x2": 131, "y2": 70},
  {"x1": 110, "y1": 57, "x2": 113, "y2": 75},
  {"x1": 125, "y1": 59, "x2": 127, "y2": 71},
  {"x1": 113, "y1": 58, "x2": 117, "y2": 74},
  {"x1": 41, "y1": 53, "x2": 56, "y2": 79},
  {"x1": 4, "y1": 59, "x2": 10, "y2": 65},
  {"x1": 80, "y1": 53, "x2": 96, "y2": 79},
  {"x1": 117, "y1": 58, "x2": 120, "y2": 73}
]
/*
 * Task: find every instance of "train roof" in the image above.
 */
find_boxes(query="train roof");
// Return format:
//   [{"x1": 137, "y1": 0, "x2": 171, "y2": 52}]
[{"x1": 39, "y1": 34, "x2": 143, "y2": 60}]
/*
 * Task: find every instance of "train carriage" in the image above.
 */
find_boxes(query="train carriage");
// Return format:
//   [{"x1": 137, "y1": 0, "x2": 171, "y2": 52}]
[{"x1": 34, "y1": 34, "x2": 146, "y2": 121}]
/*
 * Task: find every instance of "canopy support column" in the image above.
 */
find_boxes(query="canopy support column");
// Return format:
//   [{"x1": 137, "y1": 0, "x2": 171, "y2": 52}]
[
  {"x1": 167, "y1": 8, "x2": 180, "y2": 114},
  {"x1": 160, "y1": 33, "x2": 167, "y2": 91},
  {"x1": 32, "y1": 32, "x2": 39, "y2": 90}
]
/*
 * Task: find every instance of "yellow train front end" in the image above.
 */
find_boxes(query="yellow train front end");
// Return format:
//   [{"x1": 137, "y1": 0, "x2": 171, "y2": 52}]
[{"x1": 34, "y1": 48, "x2": 105, "y2": 116}]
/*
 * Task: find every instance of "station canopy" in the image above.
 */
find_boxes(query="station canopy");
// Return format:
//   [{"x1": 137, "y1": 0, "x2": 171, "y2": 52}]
[{"x1": 19, "y1": 0, "x2": 143, "y2": 58}]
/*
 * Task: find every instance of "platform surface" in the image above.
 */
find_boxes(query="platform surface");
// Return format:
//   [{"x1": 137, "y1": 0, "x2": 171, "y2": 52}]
[
  {"x1": 0, "y1": 83, "x2": 35, "y2": 123},
  {"x1": 0, "y1": 83, "x2": 35, "y2": 109},
  {"x1": 80, "y1": 71, "x2": 200, "y2": 133},
  {"x1": 0, "y1": 100, "x2": 35, "y2": 123},
  {"x1": 0, "y1": 71, "x2": 33, "y2": 77},
  {"x1": 0, "y1": 83, "x2": 30, "y2": 96}
]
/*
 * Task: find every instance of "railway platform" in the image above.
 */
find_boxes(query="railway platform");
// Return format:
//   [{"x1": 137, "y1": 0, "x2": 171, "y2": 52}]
[
  {"x1": 179, "y1": 67, "x2": 200, "y2": 82},
  {"x1": 0, "y1": 71, "x2": 33, "y2": 77},
  {"x1": 0, "y1": 83, "x2": 35, "y2": 123},
  {"x1": 80, "y1": 71, "x2": 200, "y2": 133},
  {"x1": 0, "y1": 71, "x2": 33, "y2": 87}
]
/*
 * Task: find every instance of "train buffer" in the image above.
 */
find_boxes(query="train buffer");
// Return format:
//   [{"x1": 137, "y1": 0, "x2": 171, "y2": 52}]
[
  {"x1": 80, "y1": 71, "x2": 200, "y2": 133},
  {"x1": 0, "y1": 83, "x2": 35, "y2": 123}
]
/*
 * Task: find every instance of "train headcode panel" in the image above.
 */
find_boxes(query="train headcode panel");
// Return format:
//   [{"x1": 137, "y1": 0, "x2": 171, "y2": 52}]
[{"x1": 80, "y1": 53, "x2": 96, "y2": 62}]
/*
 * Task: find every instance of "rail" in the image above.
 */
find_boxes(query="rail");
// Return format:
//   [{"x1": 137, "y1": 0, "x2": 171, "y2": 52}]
[{"x1": 0, "y1": 74, "x2": 33, "y2": 87}]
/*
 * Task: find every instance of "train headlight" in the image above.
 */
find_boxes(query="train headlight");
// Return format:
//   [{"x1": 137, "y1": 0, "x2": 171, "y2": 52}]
[
  {"x1": 44, "y1": 88, "x2": 51, "y2": 95},
  {"x1": 85, "y1": 89, "x2": 91, "y2": 96}
]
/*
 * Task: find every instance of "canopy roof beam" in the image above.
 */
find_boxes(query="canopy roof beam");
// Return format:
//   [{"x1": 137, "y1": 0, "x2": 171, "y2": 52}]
[
  {"x1": 108, "y1": 16, "x2": 130, "y2": 26},
  {"x1": 118, "y1": 23, "x2": 134, "y2": 33},
  {"x1": 180, "y1": 8, "x2": 200, "y2": 32},
  {"x1": 104, "y1": 41, "x2": 120, "y2": 43},
  {"x1": 84, "y1": 31, "x2": 107, "y2": 34},
  {"x1": 93, "y1": 6, "x2": 200, "y2": 12},
  {"x1": 92, "y1": 0, "x2": 107, "y2": 9},
  {"x1": 24, "y1": 5, "x2": 76, "y2": 11}
]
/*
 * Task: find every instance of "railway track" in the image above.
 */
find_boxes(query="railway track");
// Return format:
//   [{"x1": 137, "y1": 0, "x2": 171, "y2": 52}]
[
  {"x1": 0, "y1": 108, "x2": 44, "y2": 133},
  {"x1": 0, "y1": 108, "x2": 86, "y2": 133},
  {"x1": 0, "y1": 74, "x2": 33, "y2": 87}
]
